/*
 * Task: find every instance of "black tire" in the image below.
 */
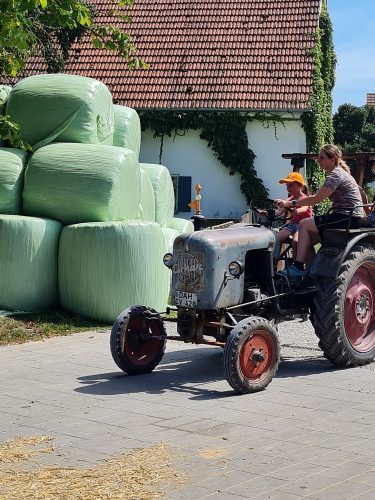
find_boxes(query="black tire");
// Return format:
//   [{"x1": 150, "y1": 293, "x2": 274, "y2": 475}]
[
  {"x1": 223, "y1": 316, "x2": 280, "y2": 394},
  {"x1": 110, "y1": 305, "x2": 166, "y2": 374},
  {"x1": 314, "y1": 244, "x2": 375, "y2": 367}
]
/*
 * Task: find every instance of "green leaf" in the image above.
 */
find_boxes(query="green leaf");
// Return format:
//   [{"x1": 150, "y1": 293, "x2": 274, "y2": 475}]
[
  {"x1": 91, "y1": 38, "x2": 103, "y2": 49},
  {"x1": 0, "y1": 115, "x2": 31, "y2": 151},
  {"x1": 104, "y1": 40, "x2": 117, "y2": 50},
  {"x1": 119, "y1": 15, "x2": 132, "y2": 23}
]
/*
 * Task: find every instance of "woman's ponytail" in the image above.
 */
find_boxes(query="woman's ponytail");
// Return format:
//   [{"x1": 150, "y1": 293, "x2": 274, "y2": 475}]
[
  {"x1": 338, "y1": 159, "x2": 351, "y2": 174},
  {"x1": 322, "y1": 144, "x2": 351, "y2": 173}
]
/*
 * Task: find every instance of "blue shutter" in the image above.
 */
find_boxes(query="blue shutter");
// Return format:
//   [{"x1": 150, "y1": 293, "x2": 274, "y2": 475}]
[{"x1": 178, "y1": 176, "x2": 192, "y2": 212}]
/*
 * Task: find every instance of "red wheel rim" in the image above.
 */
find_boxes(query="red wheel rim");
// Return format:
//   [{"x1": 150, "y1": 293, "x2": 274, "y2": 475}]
[
  {"x1": 240, "y1": 329, "x2": 276, "y2": 380},
  {"x1": 123, "y1": 316, "x2": 162, "y2": 365},
  {"x1": 345, "y1": 264, "x2": 375, "y2": 352}
]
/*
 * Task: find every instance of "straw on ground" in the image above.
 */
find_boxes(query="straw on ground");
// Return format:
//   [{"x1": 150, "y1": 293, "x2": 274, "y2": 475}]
[{"x1": 0, "y1": 435, "x2": 182, "y2": 499}]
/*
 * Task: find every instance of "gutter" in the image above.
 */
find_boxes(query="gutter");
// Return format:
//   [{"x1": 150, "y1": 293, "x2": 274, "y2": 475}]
[{"x1": 134, "y1": 107, "x2": 312, "y2": 114}]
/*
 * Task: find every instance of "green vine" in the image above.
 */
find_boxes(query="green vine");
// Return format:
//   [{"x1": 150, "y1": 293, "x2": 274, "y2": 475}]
[
  {"x1": 140, "y1": 110, "x2": 299, "y2": 204},
  {"x1": 302, "y1": 0, "x2": 336, "y2": 212},
  {"x1": 0, "y1": 115, "x2": 31, "y2": 151}
]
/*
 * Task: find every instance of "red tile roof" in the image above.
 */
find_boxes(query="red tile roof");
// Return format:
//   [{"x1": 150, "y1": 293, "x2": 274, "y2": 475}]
[{"x1": 26, "y1": 0, "x2": 322, "y2": 111}]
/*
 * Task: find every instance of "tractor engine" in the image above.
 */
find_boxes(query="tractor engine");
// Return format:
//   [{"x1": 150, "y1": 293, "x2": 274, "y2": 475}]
[{"x1": 164, "y1": 223, "x2": 276, "y2": 340}]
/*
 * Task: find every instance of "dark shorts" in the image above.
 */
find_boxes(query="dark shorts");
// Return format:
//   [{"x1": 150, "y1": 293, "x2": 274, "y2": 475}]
[
  {"x1": 315, "y1": 213, "x2": 363, "y2": 240},
  {"x1": 280, "y1": 222, "x2": 298, "y2": 235}
]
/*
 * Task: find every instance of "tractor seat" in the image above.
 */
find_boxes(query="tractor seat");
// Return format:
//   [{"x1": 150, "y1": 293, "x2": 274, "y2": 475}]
[{"x1": 323, "y1": 227, "x2": 375, "y2": 247}]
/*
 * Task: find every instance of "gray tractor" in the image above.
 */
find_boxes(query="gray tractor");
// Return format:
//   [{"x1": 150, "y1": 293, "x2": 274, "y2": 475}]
[{"x1": 110, "y1": 198, "x2": 375, "y2": 394}]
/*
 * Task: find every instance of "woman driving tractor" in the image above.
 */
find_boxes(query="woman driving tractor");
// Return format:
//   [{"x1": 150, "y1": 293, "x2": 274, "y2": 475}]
[{"x1": 275, "y1": 144, "x2": 363, "y2": 280}]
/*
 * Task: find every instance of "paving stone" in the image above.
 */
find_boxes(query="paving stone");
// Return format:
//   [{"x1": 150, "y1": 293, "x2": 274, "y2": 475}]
[
  {"x1": 318, "y1": 461, "x2": 374, "y2": 481},
  {"x1": 255, "y1": 492, "x2": 308, "y2": 499},
  {"x1": 306, "y1": 478, "x2": 374, "y2": 500},
  {"x1": 276, "y1": 474, "x2": 345, "y2": 497},
  {"x1": 352, "y1": 490, "x2": 375, "y2": 500},
  {"x1": 195, "y1": 468, "x2": 259, "y2": 491},
  {"x1": 226, "y1": 455, "x2": 299, "y2": 477},
  {"x1": 305, "y1": 448, "x2": 368, "y2": 467},
  {"x1": 224, "y1": 474, "x2": 290, "y2": 497}
]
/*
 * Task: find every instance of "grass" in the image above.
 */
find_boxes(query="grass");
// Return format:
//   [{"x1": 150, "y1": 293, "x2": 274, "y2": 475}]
[{"x1": 0, "y1": 309, "x2": 111, "y2": 346}]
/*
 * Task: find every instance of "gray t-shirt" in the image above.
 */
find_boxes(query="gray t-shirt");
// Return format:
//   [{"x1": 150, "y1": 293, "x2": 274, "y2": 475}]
[{"x1": 323, "y1": 166, "x2": 363, "y2": 217}]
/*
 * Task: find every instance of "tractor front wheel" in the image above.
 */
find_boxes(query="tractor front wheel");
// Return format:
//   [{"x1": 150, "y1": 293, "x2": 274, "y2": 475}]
[
  {"x1": 223, "y1": 316, "x2": 280, "y2": 394},
  {"x1": 110, "y1": 305, "x2": 166, "y2": 374},
  {"x1": 314, "y1": 245, "x2": 375, "y2": 367}
]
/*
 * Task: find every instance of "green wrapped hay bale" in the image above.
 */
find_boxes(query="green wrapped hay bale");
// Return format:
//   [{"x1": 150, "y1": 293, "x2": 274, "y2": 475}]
[
  {"x1": 6, "y1": 74, "x2": 114, "y2": 149},
  {"x1": 113, "y1": 105, "x2": 141, "y2": 158},
  {"x1": 0, "y1": 148, "x2": 27, "y2": 214},
  {"x1": 163, "y1": 218, "x2": 193, "y2": 251},
  {"x1": 140, "y1": 163, "x2": 175, "y2": 227},
  {"x1": 162, "y1": 227, "x2": 179, "y2": 252},
  {"x1": 23, "y1": 143, "x2": 141, "y2": 224},
  {"x1": 0, "y1": 215, "x2": 61, "y2": 311},
  {"x1": 137, "y1": 167, "x2": 155, "y2": 221},
  {"x1": 168, "y1": 217, "x2": 194, "y2": 234},
  {"x1": 59, "y1": 221, "x2": 171, "y2": 322}
]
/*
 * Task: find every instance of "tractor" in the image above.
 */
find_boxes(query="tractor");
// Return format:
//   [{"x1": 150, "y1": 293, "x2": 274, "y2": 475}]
[{"x1": 110, "y1": 198, "x2": 375, "y2": 394}]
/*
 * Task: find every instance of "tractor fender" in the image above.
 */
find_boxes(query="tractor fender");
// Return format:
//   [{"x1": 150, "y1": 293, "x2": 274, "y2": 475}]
[
  {"x1": 310, "y1": 230, "x2": 375, "y2": 279},
  {"x1": 335, "y1": 231, "x2": 375, "y2": 276}
]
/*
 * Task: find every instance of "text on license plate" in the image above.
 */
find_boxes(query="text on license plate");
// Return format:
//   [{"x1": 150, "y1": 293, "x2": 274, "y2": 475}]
[{"x1": 175, "y1": 291, "x2": 197, "y2": 308}]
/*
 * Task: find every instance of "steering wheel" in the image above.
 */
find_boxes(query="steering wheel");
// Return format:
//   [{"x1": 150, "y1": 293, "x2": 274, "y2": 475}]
[
  {"x1": 249, "y1": 198, "x2": 289, "y2": 227},
  {"x1": 250, "y1": 198, "x2": 277, "y2": 214}
]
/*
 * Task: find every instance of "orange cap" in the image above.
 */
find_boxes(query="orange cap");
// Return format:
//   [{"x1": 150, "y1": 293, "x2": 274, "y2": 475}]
[{"x1": 279, "y1": 172, "x2": 305, "y2": 186}]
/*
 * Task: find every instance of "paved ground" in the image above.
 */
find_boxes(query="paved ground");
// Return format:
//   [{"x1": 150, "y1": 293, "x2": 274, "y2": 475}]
[{"x1": 0, "y1": 320, "x2": 374, "y2": 499}]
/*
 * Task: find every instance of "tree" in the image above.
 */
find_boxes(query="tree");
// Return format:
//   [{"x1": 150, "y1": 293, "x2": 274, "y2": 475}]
[
  {"x1": 0, "y1": 0, "x2": 145, "y2": 78},
  {"x1": 333, "y1": 104, "x2": 365, "y2": 148},
  {"x1": 333, "y1": 103, "x2": 375, "y2": 186},
  {"x1": 0, "y1": 1, "x2": 146, "y2": 149}
]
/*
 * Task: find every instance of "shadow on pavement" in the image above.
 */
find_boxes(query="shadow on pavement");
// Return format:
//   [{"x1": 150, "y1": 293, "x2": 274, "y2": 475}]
[
  {"x1": 74, "y1": 343, "x2": 338, "y2": 399},
  {"x1": 278, "y1": 356, "x2": 337, "y2": 377},
  {"x1": 75, "y1": 347, "x2": 235, "y2": 400}
]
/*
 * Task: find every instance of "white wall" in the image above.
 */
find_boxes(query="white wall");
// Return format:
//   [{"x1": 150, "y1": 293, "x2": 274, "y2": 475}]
[
  {"x1": 140, "y1": 130, "x2": 247, "y2": 219},
  {"x1": 139, "y1": 114, "x2": 307, "y2": 219},
  {"x1": 246, "y1": 116, "x2": 307, "y2": 200}
]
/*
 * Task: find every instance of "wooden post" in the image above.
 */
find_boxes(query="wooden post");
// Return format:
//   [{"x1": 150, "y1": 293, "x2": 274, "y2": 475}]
[{"x1": 355, "y1": 157, "x2": 365, "y2": 187}]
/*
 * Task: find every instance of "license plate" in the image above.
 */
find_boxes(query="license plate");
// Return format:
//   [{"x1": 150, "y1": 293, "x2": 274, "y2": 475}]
[{"x1": 174, "y1": 290, "x2": 197, "y2": 308}]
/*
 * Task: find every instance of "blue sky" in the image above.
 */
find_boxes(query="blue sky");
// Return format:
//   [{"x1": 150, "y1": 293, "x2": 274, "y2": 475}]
[{"x1": 329, "y1": 0, "x2": 375, "y2": 111}]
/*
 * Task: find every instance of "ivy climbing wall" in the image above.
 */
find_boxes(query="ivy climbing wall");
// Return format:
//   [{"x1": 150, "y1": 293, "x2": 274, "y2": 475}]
[
  {"x1": 139, "y1": 112, "x2": 307, "y2": 218},
  {"x1": 302, "y1": 0, "x2": 336, "y2": 213}
]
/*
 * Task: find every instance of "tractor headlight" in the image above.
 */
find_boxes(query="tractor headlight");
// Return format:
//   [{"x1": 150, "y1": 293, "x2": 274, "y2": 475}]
[
  {"x1": 228, "y1": 261, "x2": 243, "y2": 277},
  {"x1": 163, "y1": 253, "x2": 173, "y2": 268}
]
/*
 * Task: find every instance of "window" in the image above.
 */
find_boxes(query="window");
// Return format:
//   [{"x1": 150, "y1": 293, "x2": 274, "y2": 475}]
[{"x1": 171, "y1": 175, "x2": 192, "y2": 213}]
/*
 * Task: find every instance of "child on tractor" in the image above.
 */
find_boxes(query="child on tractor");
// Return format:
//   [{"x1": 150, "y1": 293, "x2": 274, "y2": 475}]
[{"x1": 273, "y1": 172, "x2": 312, "y2": 260}]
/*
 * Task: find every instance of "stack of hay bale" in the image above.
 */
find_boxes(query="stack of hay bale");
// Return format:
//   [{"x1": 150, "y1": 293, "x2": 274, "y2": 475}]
[{"x1": 0, "y1": 74, "x2": 193, "y2": 322}]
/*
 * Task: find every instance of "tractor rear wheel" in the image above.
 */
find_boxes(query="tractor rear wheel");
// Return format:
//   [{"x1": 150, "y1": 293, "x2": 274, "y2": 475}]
[
  {"x1": 314, "y1": 245, "x2": 375, "y2": 367},
  {"x1": 110, "y1": 305, "x2": 166, "y2": 374},
  {"x1": 223, "y1": 316, "x2": 280, "y2": 394}
]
